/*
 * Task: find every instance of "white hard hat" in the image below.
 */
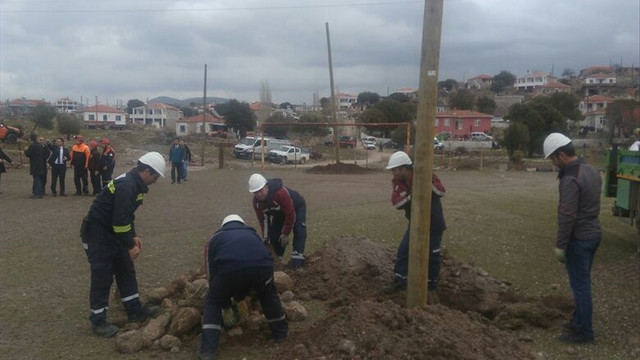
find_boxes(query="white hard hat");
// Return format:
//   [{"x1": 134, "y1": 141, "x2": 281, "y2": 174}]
[
  {"x1": 221, "y1": 214, "x2": 245, "y2": 226},
  {"x1": 543, "y1": 133, "x2": 572, "y2": 159},
  {"x1": 248, "y1": 173, "x2": 267, "y2": 193},
  {"x1": 138, "y1": 152, "x2": 166, "y2": 177},
  {"x1": 386, "y1": 151, "x2": 413, "y2": 169}
]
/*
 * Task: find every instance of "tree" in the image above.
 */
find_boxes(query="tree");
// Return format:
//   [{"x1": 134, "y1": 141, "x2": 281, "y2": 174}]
[
  {"x1": 438, "y1": 79, "x2": 458, "y2": 91},
  {"x1": 56, "y1": 113, "x2": 82, "y2": 139},
  {"x1": 490, "y1": 71, "x2": 516, "y2": 93},
  {"x1": 320, "y1": 97, "x2": 332, "y2": 116},
  {"x1": 216, "y1": 99, "x2": 255, "y2": 136},
  {"x1": 476, "y1": 96, "x2": 496, "y2": 115},
  {"x1": 263, "y1": 112, "x2": 290, "y2": 138},
  {"x1": 388, "y1": 92, "x2": 410, "y2": 103},
  {"x1": 30, "y1": 104, "x2": 57, "y2": 131},
  {"x1": 126, "y1": 99, "x2": 145, "y2": 114},
  {"x1": 506, "y1": 101, "x2": 566, "y2": 157},
  {"x1": 296, "y1": 113, "x2": 329, "y2": 137},
  {"x1": 503, "y1": 122, "x2": 530, "y2": 161},
  {"x1": 533, "y1": 92, "x2": 582, "y2": 121},
  {"x1": 373, "y1": 100, "x2": 412, "y2": 124},
  {"x1": 357, "y1": 108, "x2": 388, "y2": 136},
  {"x1": 279, "y1": 102, "x2": 292, "y2": 110},
  {"x1": 606, "y1": 99, "x2": 640, "y2": 137},
  {"x1": 357, "y1": 91, "x2": 380, "y2": 106},
  {"x1": 449, "y1": 89, "x2": 474, "y2": 110}
]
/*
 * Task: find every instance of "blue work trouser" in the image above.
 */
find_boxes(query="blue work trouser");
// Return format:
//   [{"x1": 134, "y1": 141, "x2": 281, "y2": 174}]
[
  {"x1": 82, "y1": 221, "x2": 142, "y2": 326},
  {"x1": 181, "y1": 160, "x2": 188, "y2": 180},
  {"x1": 201, "y1": 267, "x2": 288, "y2": 355},
  {"x1": 31, "y1": 174, "x2": 44, "y2": 196},
  {"x1": 74, "y1": 165, "x2": 88, "y2": 194},
  {"x1": 267, "y1": 203, "x2": 307, "y2": 262},
  {"x1": 393, "y1": 224, "x2": 444, "y2": 290},
  {"x1": 565, "y1": 238, "x2": 600, "y2": 338},
  {"x1": 170, "y1": 162, "x2": 183, "y2": 182}
]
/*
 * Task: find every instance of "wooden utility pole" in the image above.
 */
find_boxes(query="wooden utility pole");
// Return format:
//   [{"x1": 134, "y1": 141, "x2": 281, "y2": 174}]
[
  {"x1": 326, "y1": 22, "x2": 340, "y2": 163},
  {"x1": 201, "y1": 64, "x2": 207, "y2": 167},
  {"x1": 407, "y1": 0, "x2": 444, "y2": 308}
]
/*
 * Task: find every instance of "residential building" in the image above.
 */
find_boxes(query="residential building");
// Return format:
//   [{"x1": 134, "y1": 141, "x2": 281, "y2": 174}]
[
  {"x1": 535, "y1": 81, "x2": 572, "y2": 95},
  {"x1": 393, "y1": 87, "x2": 418, "y2": 100},
  {"x1": 466, "y1": 74, "x2": 493, "y2": 90},
  {"x1": 579, "y1": 95, "x2": 615, "y2": 114},
  {"x1": 336, "y1": 93, "x2": 357, "y2": 109},
  {"x1": 514, "y1": 70, "x2": 556, "y2": 91},
  {"x1": 80, "y1": 105, "x2": 127, "y2": 129},
  {"x1": 435, "y1": 110, "x2": 493, "y2": 138},
  {"x1": 130, "y1": 103, "x2": 182, "y2": 129},
  {"x1": 580, "y1": 109, "x2": 607, "y2": 132},
  {"x1": 54, "y1": 97, "x2": 79, "y2": 113},
  {"x1": 175, "y1": 113, "x2": 226, "y2": 136},
  {"x1": 5, "y1": 98, "x2": 49, "y2": 116}
]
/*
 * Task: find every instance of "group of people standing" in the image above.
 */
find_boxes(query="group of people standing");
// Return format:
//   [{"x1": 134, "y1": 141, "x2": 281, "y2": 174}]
[
  {"x1": 23, "y1": 134, "x2": 115, "y2": 198},
  {"x1": 168, "y1": 138, "x2": 192, "y2": 184}
]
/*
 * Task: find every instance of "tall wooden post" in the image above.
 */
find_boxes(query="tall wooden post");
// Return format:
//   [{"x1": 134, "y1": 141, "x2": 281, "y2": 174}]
[
  {"x1": 407, "y1": 0, "x2": 444, "y2": 308},
  {"x1": 201, "y1": 64, "x2": 207, "y2": 167},
  {"x1": 326, "y1": 22, "x2": 340, "y2": 163}
]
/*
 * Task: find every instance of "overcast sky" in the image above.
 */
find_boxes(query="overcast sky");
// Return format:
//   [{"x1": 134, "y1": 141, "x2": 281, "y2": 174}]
[{"x1": 1, "y1": 0, "x2": 638, "y2": 106}]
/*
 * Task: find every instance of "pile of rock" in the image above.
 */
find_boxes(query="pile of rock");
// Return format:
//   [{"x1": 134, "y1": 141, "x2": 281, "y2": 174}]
[{"x1": 114, "y1": 269, "x2": 307, "y2": 354}]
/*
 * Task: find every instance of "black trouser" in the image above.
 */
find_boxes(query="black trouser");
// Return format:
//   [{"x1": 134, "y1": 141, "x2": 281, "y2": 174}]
[
  {"x1": 201, "y1": 267, "x2": 288, "y2": 355},
  {"x1": 81, "y1": 221, "x2": 143, "y2": 326},
  {"x1": 101, "y1": 167, "x2": 114, "y2": 187},
  {"x1": 73, "y1": 165, "x2": 88, "y2": 194},
  {"x1": 90, "y1": 170, "x2": 102, "y2": 195},
  {"x1": 41, "y1": 168, "x2": 47, "y2": 193},
  {"x1": 171, "y1": 162, "x2": 183, "y2": 183},
  {"x1": 50, "y1": 164, "x2": 66, "y2": 195}
]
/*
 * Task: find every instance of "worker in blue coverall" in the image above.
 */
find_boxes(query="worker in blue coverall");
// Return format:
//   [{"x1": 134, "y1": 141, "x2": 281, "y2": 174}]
[
  {"x1": 248, "y1": 173, "x2": 307, "y2": 268},
  {"x1": 80, "y1": 152, "x2": 166, "y2": 337},
  {"x1": 198, "y1": 214, "x2": 288, "y2": 360}
]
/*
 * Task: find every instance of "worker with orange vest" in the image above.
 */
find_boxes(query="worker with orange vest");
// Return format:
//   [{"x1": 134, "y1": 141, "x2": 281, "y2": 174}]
[{"x1": 70, "y1": 135, "x2": 90, "y2": 195}]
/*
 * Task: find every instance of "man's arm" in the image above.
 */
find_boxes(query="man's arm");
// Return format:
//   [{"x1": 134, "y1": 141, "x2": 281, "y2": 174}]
[{"x1": 556, "y1": 176, "x2": 579, "y2": 249}]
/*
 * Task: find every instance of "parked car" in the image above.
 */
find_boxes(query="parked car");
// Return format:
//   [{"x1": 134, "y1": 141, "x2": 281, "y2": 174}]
[
  {"x1": 470, "y1": 132, "x2": 493, "y2": 141},
  {"x1": 383, "y1": 141, "x2": 400, "y2": 149},
  {"x1": 302, "y1": 146, "x2": 323, "y2": 160},
  {"x1": 268, "y1": 145, "x2": 310, "y2": 164},
  {"x1": 362, "y1": 137, "x2": 377, "y2": 150},
  {"x1": 339, "y1": 136, "x2": 357, "y2": 148},
  {"x1": 434, "y1": 137, "x2": 444, "y2": 152}
]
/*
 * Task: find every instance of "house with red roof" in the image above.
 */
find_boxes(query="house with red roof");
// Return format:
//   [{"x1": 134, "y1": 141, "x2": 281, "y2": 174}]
[
  {"x1": 131, "y1": 103, "x2": 182, "y2": 129},
  {"x1": 6, "y1": 98, "x2": 49, "y2": 116},
  {"x1": 435, "y1": 110, "x2": 493, "y2": 138},
  {"x1": 80, "y1": 105, "x2": 127, "y2": 129},
  {"x1": 535, "y1": 81, "x2": 572, "y2": 95},
  {"x1": 579, "y1": 95, "x2": 615, "y2": 114},
  {"x1": 175, "y1": 113, "x2": 226, "y2": 136}
]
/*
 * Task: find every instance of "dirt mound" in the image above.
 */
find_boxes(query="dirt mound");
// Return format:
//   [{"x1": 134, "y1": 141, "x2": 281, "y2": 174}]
[
  {"x1": 306, "y1": 163, "x2": 378, "y2": 174},
  {"x1": 267, "y1": 237, "x2": 571, "y2": 359}
]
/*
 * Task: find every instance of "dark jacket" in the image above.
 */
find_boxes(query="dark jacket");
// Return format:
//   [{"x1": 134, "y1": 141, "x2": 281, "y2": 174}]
[
  {"x1": 183, "y1": 145, "x2": 192, "y2": 161},
  {"x1": 100, "y1": 146, "x2": 116, "y2": 171},
  {"x1": 24, "y1": 141, "x2": 46, "y2": 176},
  {"x1": 205, "y1": 221, "x2": 273, "y2": 279},
  {"x1": 169, "y1": 144, "x2": 185, "y2": 163},
  {"x1": 252, "y1": 178, "x2": 305, "y2": 237},
  {"x1": 556, "y1": 158, "x2": 602, "y2": 249},
  {"x1": 87, "y1": 168, "x2": 149, "y2": 249},
  {"x1": 0, "y1": 148, "x2": 13, "y2": 173},
  {"x1": 88, "y1": 147, "x2": 102, "y2": 172},
  {"x1": 47, "y1": 146, "x2": 71, "y2": 166}
]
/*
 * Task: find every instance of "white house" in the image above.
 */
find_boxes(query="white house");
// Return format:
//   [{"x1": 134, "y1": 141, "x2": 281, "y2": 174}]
[
  {"x1": 131, "y1": 103, "x2": 182, "y2": 129},
  {"x1": 514, "y1": 71, "x2": 556, "y2": 90},
  {"x1": 579, "y1": 95, "x2": 615, "y2": 114},
  {"x1": 175, "y1": 113, "x2": 227, "y2": 136},
  {"x1": 336, "y1": 93, "x2": 357, "y2": 109},
  {"x1": 80, "y1": 105, "x2": 127, "y2": 129},
  {"x1": 54, "y1": 97, "x2": 79, "y2": 113},
  {"x1": 580, "y1": 109, "x2": 607, "y2": 132}
]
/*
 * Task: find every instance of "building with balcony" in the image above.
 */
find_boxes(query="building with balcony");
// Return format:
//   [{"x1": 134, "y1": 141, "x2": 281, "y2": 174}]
[
  {"x1": 80, "y1": 105, "x2": 127, "y2": 129},
  {"x1": 131, "y1": 103, "x2": 182, "y2": 129},
  {"x1": 54, "y1": 97, "x2": 79, "y2": 113},
  {"x1": 514, "y1": 70, "x2": 556, "y2": 91}
]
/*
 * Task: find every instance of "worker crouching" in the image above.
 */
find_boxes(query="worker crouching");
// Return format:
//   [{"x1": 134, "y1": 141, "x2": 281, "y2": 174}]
[{"x1": 198, "y1": 214, "x2": 288, "y2": 360}]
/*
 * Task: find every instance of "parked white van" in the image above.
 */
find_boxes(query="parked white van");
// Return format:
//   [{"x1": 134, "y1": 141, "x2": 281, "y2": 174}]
[
  {"x1": 470, "y1": 132, "x2": 493, "y2": 141},
  {"x1": 234, "y1": 137, "x2": 292, "y2": 159}
]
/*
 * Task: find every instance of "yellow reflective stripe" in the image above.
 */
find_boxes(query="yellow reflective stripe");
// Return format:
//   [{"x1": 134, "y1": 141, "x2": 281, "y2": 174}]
[
  {"x1": 107, "y1": 180, "x2": 115, "y2": 194},
  {"x1": 136, "y1": 193, "x2": 144, "y2": 201},
  {"x1": 113, "y1": 224, "x2": 132, "y2": 233}
]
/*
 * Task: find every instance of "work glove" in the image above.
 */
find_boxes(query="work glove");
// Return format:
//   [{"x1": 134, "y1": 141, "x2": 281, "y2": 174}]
[
  {"x1": 554, "y1": 247, "x2": 566, "y2": 263},
  {"x1": 278, "y1": 234, "x2": 291, "y2": 248},
  {"x1": 222, "y1": 307, "x2": 238, "y2": 329}
]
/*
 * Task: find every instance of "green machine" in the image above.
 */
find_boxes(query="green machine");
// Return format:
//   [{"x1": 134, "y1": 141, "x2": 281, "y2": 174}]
[{"x1": 604, "y1": 145, "x2": 640, "y2": 241}]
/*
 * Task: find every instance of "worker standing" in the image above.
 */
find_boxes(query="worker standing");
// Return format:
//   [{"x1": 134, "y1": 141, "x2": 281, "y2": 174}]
[
  {"x1": 248, "y1": 173, "x2": 307, "y2": 268},
  {"x1": 100, "y1": 138, "x2": 116, "y2": 187},
  {"x1": 70, "y1": 135, "x2": 90, "y2": 195},
  {"x1": 198, "y1": 214, "x2": 288, "y2": 360},
  {"x1": 88, "y1": 140, "x2": 102, "y2": 195},
  {"x1": 80, "y1": 152, "x2": 165, "y2": 337},
  {"x1": 382, "y1": 151, "x2": 446, "y2": 303},
  {"x1": 168, "y1": 138, "x2": 185, "y2": 184},
  {"x1": 48, "y1": 138, "x2": 70, "y2": 196},
  {"x1": 543, "y1": 133, "x2": 601, "y2": 344},
  {"x1": 24, "y1": 133, "x2": 47, "y2": 198}
]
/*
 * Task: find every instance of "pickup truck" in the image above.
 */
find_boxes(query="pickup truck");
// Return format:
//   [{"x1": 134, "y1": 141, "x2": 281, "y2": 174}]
[{"x1": 268, "y1": 146, "x2": 311, "y2": 164}]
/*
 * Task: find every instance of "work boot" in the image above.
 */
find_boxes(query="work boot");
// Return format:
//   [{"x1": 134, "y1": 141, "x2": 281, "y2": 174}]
[
  {"x1": 128, "y1": 305, "x2": 159, "y2": 323},
  {"x1": 92, "y1": 323, "x2": 119, "y2": 338},
  {"x1": 558, "y1": 330, "x2": 594, "y2": 344},
  {"x1": 382, "y1": 280, "x2": 406, "y2": 294},
  {"x1": 196, "y1": 350, "x2": 215, "y2": 360}
]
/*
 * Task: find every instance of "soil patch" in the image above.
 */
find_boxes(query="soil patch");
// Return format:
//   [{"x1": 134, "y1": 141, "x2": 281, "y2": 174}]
[{"x1": 306, "y1": 163, "x2": 378, "y2": 174}]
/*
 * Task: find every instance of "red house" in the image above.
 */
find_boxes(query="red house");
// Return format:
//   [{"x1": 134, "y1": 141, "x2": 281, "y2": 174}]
[{"x1": 435, "y1": 110, "x2": 493, "y2": 139}]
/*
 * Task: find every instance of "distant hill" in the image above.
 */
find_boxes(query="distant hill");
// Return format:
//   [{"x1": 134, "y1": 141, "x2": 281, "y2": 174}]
[{"x1": 149, "y1": 96, "x2": 230, "y2": 108}]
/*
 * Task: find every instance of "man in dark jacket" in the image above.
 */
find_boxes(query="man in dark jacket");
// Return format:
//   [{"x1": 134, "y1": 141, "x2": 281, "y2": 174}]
[
  {"x1": 168, "y1": 138, "x2": 185, "y2": 184},
  {"x1": 179, "y1": 139, "x2": 191, "y2": 181},
  {"x1": 48, "y1": 138, "x2": 71, "y2": 196},
  {"x1": 88, "y1": 140, "x2": 102, "y2": 195},
  {"x1": 100, "y1": 138, "x2": 116, "y2": 187},
  {"x1": 382, "y1": 151, "x2": 447, "y2": 301},
  {"x1": 81, "y1": 152, "x2": 166, "y2": 337},
  {"x1": 198, "y1": 214, "x2": 288, "y2": 360},
  {"x1": 543, "y1": 133, "x2": 601, "y2": 344},
  {"x1": 24, "y1": 133, "x2": 46, "y2": 198},
  {"x1": 248, "y1": 173, "x2": 307, "y2": 268}
]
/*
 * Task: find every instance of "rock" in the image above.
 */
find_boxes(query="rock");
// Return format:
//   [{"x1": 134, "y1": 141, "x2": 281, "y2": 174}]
[
  {"x1": 245, "y1": 312, "x2": 266, "y2": 331},
  {"x1": 293, "y1": 343, "x2": 309, "y2": 358},
  {"x1": 337, "y1": 339, "x2": 356, "y2": 355},
  {"x1": 274, "y1": 271, "x2": 293, "y2": 293},
  {"x1": 161, "y1": 298, "x2": 176, "y2": 310},
  {"x1": 159, "y1": 334, "x2": 181, "y2": 350},
  {"x1": 551, "y1": 283, "x2": 560, "y2": 290},
  {"x1": 121, "y1": 322, "x2": 141, "y2": 332},
  {"x1": 228, "y1": 327, "x2": 243, "y2": 337},
  {"x1": 280, "y1": 290, "x2": 295, "y2": 303},
  {"x1": 187, "y1": 279, "x2": 209, "y2": 300},
  {"x1": 147, "y1": 287, "x2": 170, "y2": 304},
  {"x1": 283, "y1": 300, "x2": 307, "y2": 321},
  {"x1": 116, "y1": 330, "x2": 144, "y2": 353},
  {"x1": 168, "y1": 307, "x2": 201, "y2": 336},
  {"x1": 298, "y1": 292, "x2": 312, "y2": 301},
  {"x1": 141, "y1": 312, "x2": 171, "y2": 342}
]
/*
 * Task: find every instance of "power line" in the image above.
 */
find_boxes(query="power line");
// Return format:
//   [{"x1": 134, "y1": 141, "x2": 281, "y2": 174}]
[{"x1": 0, "y1": 1, "x2": 423, "y2": 13}]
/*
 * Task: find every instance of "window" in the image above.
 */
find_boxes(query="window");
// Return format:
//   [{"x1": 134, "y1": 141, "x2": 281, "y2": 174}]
[
  {"x1": 456, "y1": 118, "x2": 463, "y2": 130},
  {"x1": 115, "y1": 115, "x2": 121, "y2": 121},
  {"x1": 179, "y1": 125, "x2": 186, "y2": 133},
  {"x1": 475, "y1": 119, "x2": 481, "y2": 127},
  {"x1": 435, "y1": 119, "x2": 439, "y2": 126},
  {"x1": 444, "y1": 118, "x2": 450, "y2": 127},
  {"x1": 102, "y1": 115, "x2": 108, "y2": 121},
  {"x1": 88, "y1": 114, "x2": 95, "y2": 121}
]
